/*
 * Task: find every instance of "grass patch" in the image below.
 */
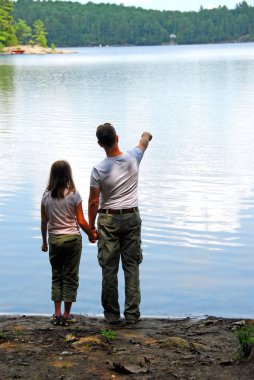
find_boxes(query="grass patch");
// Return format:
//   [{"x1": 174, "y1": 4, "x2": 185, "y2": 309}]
[
  {"x1": 235, "y1": 325, "x2": 254, "y2": 359},
  {"x1": 12, "y1": 329, "x2": 23, "y2": 337},
  {"x1": 100, "y1": 329, "x2": 117, "y2": 341},
  {"x1": 51, "y1": 360, "x2": 74, "y2": 369}
]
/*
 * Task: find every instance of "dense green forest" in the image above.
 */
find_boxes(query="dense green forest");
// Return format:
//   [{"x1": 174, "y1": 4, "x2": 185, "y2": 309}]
[
  {"x1": 0, "y1": 0, "x2": 17, "y2": 46},
  {"x1": 0, "y1": 0, "x2": 49, "y2": 47},
  {"x1": 2, "y1": 0, "x2": 254, "y2": 47}
]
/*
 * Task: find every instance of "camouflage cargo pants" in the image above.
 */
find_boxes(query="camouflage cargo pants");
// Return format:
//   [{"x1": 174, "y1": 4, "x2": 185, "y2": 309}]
[{"x1": 97, "y1": 210, "x2": 143, "y2": 323}]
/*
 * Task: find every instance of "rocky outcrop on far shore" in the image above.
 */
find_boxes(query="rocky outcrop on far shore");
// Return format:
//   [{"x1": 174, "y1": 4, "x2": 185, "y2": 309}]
[{"x1": 2, "y1": 45, "x2": 76, "y2": 55}]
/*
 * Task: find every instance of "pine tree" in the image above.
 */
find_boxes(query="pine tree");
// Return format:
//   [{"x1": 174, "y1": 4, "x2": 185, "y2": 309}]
[
  {"x1": 14, "y1": 18, "x2": 32, "y2": 44},
  {"x1": 33, "y1": 19, "x2": 47, "y2": 47},
  {"x1": 0, "y1": 0, "x2": 17, "y2": 46}
]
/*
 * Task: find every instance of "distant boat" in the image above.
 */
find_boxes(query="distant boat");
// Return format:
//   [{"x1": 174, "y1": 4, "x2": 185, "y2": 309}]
[{"x1": 11, "y1": 49, "x2": 25, "y2": 54}]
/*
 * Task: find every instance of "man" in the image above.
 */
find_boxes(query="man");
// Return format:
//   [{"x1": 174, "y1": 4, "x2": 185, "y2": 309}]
[{"x1": 88, "y1": 122, "x2": 152, "y2": 324}]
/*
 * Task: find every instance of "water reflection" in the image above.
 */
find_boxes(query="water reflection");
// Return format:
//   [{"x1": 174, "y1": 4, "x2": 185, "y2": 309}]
[
  {"x1": 0, "y1": 64, "x2": 20, "y2": 224},
  {"x1": 0, "y1": 64, "x2": 15, "y2": 92},
  {"x1": 0, "y1": 65, "x2": 15, "y2": 134}
]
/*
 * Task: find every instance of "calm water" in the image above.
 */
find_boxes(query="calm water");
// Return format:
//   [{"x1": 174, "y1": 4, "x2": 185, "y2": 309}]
[{"x1": 1, "y1": 43, "x2": 254, "y2": 318}]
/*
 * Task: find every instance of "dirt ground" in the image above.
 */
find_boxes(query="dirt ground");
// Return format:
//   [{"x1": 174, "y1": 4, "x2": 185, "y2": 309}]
[{"x1": 0, "y1": 315, "x2": 253, "y2": 380}]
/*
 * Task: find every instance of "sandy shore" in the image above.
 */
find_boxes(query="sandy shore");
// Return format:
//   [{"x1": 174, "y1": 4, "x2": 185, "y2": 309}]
[
  {"x1": 2, "y1": 45, "x2": 76, "y2": 55},
  {"x1": 0, "y1": 315, "x2": 254, "y2": 379}
]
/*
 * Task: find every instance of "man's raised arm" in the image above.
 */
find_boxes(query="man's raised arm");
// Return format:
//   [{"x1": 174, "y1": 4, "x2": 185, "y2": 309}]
[{"x1": 137, "y1": 132, "x2": 153, "y2": 152}]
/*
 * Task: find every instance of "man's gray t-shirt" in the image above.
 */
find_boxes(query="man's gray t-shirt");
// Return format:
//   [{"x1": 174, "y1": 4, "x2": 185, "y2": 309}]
[
  {"x1": 41, "y1": 190, "x2": 82, "y2": 236},
  {"x1": 90, "y1": 147, "x2": 144, "y2": 209}
]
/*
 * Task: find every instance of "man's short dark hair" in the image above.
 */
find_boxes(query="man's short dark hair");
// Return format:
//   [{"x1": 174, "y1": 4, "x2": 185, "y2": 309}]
[{"x1": 96, "y1": 123, "x2": 117, "y2": 148}]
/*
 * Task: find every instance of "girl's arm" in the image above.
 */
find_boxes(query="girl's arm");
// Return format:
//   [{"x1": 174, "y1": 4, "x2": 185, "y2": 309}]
[
  {"x1": 76, "y1": 202, "x2": 97, "y2": 243},
  {"x1": 41, "y1": 205, "x2": 48, "y2": 252}
]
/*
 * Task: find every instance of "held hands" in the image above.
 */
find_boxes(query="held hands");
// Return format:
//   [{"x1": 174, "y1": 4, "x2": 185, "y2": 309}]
[
  {"x1": 89, "y1": 227, "x2": 98, "y2": 243},
  {"x1": 41, "y1": 231, "x2": 97, "y2": 249}
]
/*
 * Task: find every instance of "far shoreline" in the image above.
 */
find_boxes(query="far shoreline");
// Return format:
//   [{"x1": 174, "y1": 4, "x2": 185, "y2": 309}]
[
  {"x1": 1, "y1": 40, "x2": 254, "y2": 55},
  {"x1": 1, "y1": 44, "x2": 76, "y2": 55}
]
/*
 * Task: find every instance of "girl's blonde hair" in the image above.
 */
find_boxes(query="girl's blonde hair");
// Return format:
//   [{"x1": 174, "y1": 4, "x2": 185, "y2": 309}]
[{"x1": 46, "y1": 160, "x2": 76, "y2": 199}]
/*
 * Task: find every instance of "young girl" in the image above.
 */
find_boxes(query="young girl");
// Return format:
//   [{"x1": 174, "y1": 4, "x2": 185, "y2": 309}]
[{"x1": 41, "y1": 160, "x2": 96, "y2": 326}]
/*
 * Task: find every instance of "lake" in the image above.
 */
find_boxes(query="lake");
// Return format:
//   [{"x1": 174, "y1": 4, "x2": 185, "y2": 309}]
[{"x1": 0, "y1": 43, "x2": 254, "y2": 318}]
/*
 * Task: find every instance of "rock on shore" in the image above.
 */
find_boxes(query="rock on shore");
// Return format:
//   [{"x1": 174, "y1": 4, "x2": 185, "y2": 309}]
[
  {"x1": 2, "y1": 45, "x2": 76, "y2": 54},
  {"x1": 0, "y1": 315, "x2": 254, "y2": 379}
]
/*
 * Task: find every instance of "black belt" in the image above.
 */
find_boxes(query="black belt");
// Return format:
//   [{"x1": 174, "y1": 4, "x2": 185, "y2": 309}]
[{"x1": 98, "y1": 207, "x2": 138, "y2": 215}]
